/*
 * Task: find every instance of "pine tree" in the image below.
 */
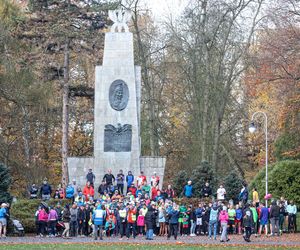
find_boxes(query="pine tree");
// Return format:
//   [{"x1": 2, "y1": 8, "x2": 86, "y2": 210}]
[
  {"x1": 173, "y1": 170, "x2": 188, "y2": 197},
  {"x1": 191, "y1": 161, "x2": 216, "y2": 197},
  {"x1": 0, "y1": 162, "x2": 12, "y2": 204},
  {"x1": 223, "y1": 170, "x2": 243, "y2": 203}
]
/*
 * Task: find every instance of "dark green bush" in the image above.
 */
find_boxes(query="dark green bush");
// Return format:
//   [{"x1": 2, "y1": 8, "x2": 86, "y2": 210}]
[
  {"x1": 10, "y1": 199, "x2": 70, "y2": 233},
  {"x1": 173, "y1": 161, "x2": 216, "y2": 198},
  {"x1": 250, "y1": 160, "x2": 300, "y2": 205},
  {"x1": 223, "y1": 170, "x2": 244, "y2": 203}
]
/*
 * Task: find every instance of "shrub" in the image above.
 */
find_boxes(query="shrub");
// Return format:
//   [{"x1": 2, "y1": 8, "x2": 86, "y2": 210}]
[
  {"x1": 191, "y1": 161, "x2": 216, "y2": 197},
  {"x1": 249, "y1": 160, "x2": 300, "y2": 205},
  {"x1": 173, "y1": 161, "x2": 216, "y2": 198},
  {"x1": 10, "y1": 199, "x2": 70, "y2": 233},
  {"x1": 172, "y1": 170, "x2": 187, "y2": 197},
  {"x1": 223, "y1": 170, "x2": 244, "y2": 203}
]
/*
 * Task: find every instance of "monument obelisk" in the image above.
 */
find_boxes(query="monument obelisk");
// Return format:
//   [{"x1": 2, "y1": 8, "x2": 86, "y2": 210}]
[
  {"x1": 93, "y1": 8, "x2": 141, "y2": 178},
  {"x1": 68, "y1": 8, "x2": 165, "y2": 190},
  {"x1": 68, "y1": 8, "x2": 141, "y2": 187}
]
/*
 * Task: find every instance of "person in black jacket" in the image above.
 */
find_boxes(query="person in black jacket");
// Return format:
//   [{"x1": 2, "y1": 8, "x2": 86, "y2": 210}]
[
  {"x1": 86, "y1": 169, "x2": 95, "y2": 187},
  {"x1": 201, "y1": 182, "x2": 212, "y2": 199},
  {"x1": 77, "y1": 205, "x2": 85, "y2": 236},
  {"x1": 84, "y1": 204, "x2": 92, "y2": 236},
  {"x1": 62, "y1": 205, "x2": 71, "y2": 238},
  {"x1": 187, "y1": 205, "x2": 196, "y2": 236},
  {"x1": 40, "y1": 179, "x2": 52, "y2": 200},
  {"x1": 270, "y1": 200, "x2": 280, "y2": 236},
  {"x1": 98, "y1": 181, "x2": 108, "y2": 196},
  {"x1": 29, "y1": 184, "x2": 38, "y2": 199},
  {"x1": 103, "y1": 169, "x2": 115, "y2": 186},
  {"x1": 243, "y1": 210, "x2": 253, "y2": 242},
  {"x1": 145, "y1": 206, "x2": 156, "y2": 240}
]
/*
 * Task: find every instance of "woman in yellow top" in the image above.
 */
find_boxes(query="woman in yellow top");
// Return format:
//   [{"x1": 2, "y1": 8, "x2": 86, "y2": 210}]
[{"x1": 252, "y1": 188, "x2": 259, "y2": 207}]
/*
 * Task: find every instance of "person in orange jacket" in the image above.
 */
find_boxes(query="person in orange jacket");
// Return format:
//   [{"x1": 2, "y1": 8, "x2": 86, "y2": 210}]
[{"x1": 83, "y1": 181, "x2": 95, "y2": 202}]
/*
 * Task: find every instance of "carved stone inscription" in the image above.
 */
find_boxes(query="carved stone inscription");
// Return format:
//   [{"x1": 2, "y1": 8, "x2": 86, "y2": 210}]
[
  {"x1": 104, "y1": 123, "x2": 132, "y2": 152},
  {"x1": 109, "y1": 80, "x2": 129, "y2": 111}
]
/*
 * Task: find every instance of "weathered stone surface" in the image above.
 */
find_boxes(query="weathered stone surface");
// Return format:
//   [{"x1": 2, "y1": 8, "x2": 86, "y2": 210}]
[
  {"x1": 104, "y1": 123, "x2": 132, "y2": 152},
  {"x1": 68, "y1": 19, "x2": 166, "y2": 191}
]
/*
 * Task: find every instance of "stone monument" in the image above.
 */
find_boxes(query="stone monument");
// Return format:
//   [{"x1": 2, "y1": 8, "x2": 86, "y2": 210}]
[{"x1": 68, "y1": 7, "x2": 166, "y2": 191}]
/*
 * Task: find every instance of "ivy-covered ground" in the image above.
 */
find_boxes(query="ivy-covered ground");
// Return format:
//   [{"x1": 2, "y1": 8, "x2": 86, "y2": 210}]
[{"x1": 1, "y1": 234, "x2": 300, "y2": 249}]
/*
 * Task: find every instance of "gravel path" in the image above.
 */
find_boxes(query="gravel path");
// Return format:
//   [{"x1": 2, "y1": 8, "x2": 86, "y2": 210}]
[{"x1": 0, "y1": 234, "x2": 300, "y2": 247}]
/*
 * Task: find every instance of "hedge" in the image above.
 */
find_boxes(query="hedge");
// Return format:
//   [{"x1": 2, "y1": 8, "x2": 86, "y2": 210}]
[
  {"x1": 249, "y1": 160, "x2": 300, "y2": 205},
  {"x1": 10, "y1": 199, "x2": 70, "y2": 233}
]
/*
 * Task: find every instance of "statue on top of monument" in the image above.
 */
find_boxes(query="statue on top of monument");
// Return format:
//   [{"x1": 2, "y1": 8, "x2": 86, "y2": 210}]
[{"x1": 108, "y1": 6, "x2": 132, "y2": 33}]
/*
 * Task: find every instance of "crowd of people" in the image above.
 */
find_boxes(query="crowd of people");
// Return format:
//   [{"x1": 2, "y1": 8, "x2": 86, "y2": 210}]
[
  {"x1": 26, "y1": 169, "x2": 298, "y2": 242},
  {"x1": 0, "y1": 169, "x2": 297, "y2": 242}
]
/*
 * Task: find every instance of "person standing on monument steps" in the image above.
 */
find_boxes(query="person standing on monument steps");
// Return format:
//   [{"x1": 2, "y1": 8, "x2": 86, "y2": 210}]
[
  {"x1": 103, "y1": 169, "x2": 115, "y2": 186},
  {"x1": 150, "y1": 172, "x2": 160, "y2": 187},
  {"x1": 137, "y1": 171, "x2": 147, "y2": 187},
  {"x1": 126, "y1": 171, "x2": 134, "y2": 193},
  {"x1": 86, "y1": 169, "x2": 95, "y2": 188},
  {"x1": 116, "y1": 169, "x2": 125, "y2": 195}
]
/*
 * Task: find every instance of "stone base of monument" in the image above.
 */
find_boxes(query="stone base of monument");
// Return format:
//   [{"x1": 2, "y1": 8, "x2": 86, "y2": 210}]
[
  {"x1": 68, "y1": 156, "x2": 166, "y2": 194},
  {"x1": 140, "y1": 156, "x2": 166, "y2": 188}
]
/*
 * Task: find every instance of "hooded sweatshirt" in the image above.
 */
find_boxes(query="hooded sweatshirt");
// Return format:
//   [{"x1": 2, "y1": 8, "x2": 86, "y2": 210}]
[{"x1": 219, "y1": 210, "x2": 229, "y2": 223}]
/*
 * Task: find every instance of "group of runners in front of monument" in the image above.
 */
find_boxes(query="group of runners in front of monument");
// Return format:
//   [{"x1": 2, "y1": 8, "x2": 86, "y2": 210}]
[{"x1": 0, "y1": 169, "x2": 298, "y2": 243}]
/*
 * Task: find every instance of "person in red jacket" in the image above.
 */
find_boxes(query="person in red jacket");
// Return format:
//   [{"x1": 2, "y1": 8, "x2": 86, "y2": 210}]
[
  {"x1": 83, "y1": 181, "x2": 95, "y2": 202},
  {"x1": 128, "y1": 183, "x2": 137, "y2": 197},
  {"x1": 151, "y1": 185, "x2": 160, "y2": 201}
]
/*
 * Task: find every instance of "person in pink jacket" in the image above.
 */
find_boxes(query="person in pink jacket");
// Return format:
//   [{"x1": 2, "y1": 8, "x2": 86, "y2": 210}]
[
  {"x1": 38, "y1": 207, "x2": 48, "y2": 237},
  {"x1": 219, "y1": 206, "x2": 230, "y2": 243}
]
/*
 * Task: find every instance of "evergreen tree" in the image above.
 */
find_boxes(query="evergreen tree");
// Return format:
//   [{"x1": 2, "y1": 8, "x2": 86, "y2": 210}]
[
  {"x1": 191, "y1": 161, "x2": 216, "y2": 197},
  {"x1": 0, "y1": 162, "x2": 12, "y2": 204},
  {"x1": 223, "y1": 170, "x2": 243, "y2": 203},
  {"x1": 173, "y1": 170, "x2": 187, "y2": 197}
]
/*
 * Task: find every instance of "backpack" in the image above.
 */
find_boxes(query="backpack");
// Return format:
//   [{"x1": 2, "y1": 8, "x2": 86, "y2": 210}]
[
  {"x1": 210, "y1": 209, "x2": 218, "y2": 221},
  {"x1": 66, "y1": 186, "x2": 74, "y2": 198}
]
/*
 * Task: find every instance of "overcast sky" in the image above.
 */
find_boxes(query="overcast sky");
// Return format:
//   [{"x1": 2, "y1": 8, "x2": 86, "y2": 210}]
[{"x1": 143, "y1": 0, "x2": 188, "y2": 22}]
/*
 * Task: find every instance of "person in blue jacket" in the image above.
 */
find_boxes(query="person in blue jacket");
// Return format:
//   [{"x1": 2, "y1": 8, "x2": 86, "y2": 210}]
[
  {"x1": 167, "y1": 204, "x2": 180, "y2": 240},
  {"x1": 183, "y1": 180, "x2": 193, "y2": 198},
  {"x1": 93, "y1": 205, "x2": 106, "y2": 240},
  {"x1": 65, "y1": 183, "x2": 75, "y2": 202},
  {"x1": 0, "y1": 203, "x2": 8, "y2": 237},
  {"x1": 126, "y1": 171, "x2": 134, "y2": 193}
]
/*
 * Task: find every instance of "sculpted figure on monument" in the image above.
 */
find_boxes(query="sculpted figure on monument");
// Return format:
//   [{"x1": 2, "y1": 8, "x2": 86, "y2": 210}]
[
  {"x1": 108, "y1": 8, "x2": 131, "y2": 33},
  {"x1": 109, "y1": 79, "x2": 129, "y2": 111}
]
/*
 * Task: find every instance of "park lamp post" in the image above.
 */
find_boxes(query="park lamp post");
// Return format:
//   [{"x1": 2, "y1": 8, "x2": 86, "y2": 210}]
[{"x1": 249, "y1": 111, "x2": 268, "y2": 207}]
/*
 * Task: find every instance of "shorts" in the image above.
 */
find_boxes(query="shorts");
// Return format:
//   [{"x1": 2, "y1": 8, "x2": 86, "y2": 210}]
[
  {"x1": 260, "y1": 220, "x2": 268, "y2": 226},
  {"x1": 0, "y1": 218, "x2": 7, "y2": 226},
  {"x1": 228, "y1": 220, "x2": 235, "y2": 225},
  {"x1": 235, "y1": 219, "x2": 241, "y2": 224},
  {"x1": 159, "y1": 217, "x2": 165, "y2": 223}
]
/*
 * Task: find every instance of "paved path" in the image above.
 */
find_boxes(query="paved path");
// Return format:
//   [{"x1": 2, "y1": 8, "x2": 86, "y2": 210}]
[{"x1": 0, "y1": 234, "x2": 300, "y2": 247}]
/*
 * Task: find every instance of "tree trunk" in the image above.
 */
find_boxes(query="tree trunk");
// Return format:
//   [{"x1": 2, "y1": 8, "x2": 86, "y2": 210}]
[
  {"x1": 21, "y1": 106, "x2": 31, "y2": 166},
  {"x1": 132, "y1": 2, "x2": 159, "y2": 156},
  {"x1": 62, "y1": 38, "x2": 70, "y2": 187}
]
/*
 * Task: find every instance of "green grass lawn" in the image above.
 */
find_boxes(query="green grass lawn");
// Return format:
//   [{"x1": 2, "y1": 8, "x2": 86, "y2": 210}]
[{"x1": 0, "y1": 244, "x2": 298, "y2": 250}]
